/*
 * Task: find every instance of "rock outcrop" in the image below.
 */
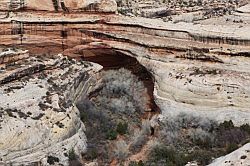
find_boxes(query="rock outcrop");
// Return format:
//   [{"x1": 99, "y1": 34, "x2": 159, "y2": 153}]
[
  {"x1": 209, "y1": 143, "x2": 250, "y2": 166},
  {"x1": 0, "y1": 0, "x2": 250, "y2": 165},
  {"x1": 0, "y1": 0, "x2": 117, "y2": 12},
  {"x1": 0, "y1": 49, "x2": 102, "y2": 165}
]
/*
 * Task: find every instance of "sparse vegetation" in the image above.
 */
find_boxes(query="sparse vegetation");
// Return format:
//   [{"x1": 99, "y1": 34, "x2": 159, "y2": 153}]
[
  {"x1": 106, "y1": 129, "x2": 118, "y2": 140},
  {"x1": 148, "y1": 145, "x2": 189, "y2": 166},
  {"x1": 129, "y1": 160, "x2": 145, "y2": 166},
  {"x1": 77, "y1": 68, "x2": 150, "y2": 164},
  {"x1": 96, "y1": 68, "x2": 148, "y2": 115},
  {"x1": 116, "y1": 122, "x2": 128, "y2": 135},
  {"x1": 114, "y1": 140, "x2": 129, "y2": 161},
  {"x1": 129, "y1": 120, "x2": 151, "y2": 153},
  {"x1": 146, "y1": 113, "x2": 250, "y2": 165},
  {"x1": 77, "y1": 68, "x2": 250, "y2": 166},
  {"x1": 68, "y1": 148, "x2": 77, "y2": 161},
  {"x1": 85, "y1": 147, "x2": 98, "y2": 160},
  {"x1": 240, "y1": 123, "x2": 250, "y2": 134},
  {"x1": 219, "y1": 120, "x2": 234, "y2": 129},
  {"x1": 225, "y1": 143, "x2": 238, "y2": 154}
]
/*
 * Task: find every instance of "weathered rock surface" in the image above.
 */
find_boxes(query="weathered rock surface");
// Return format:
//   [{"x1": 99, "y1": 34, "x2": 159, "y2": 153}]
[
  {"x1": 0, "y1": 0, "x2": 250, "y2": 165},
  {"x1": 209, "y1": 143, "x2": 250, "y2": 166},
  {"x1": 116, "y1": 0, "x2": 248, "y2": 20},
  {"x1": 0, "y1": 0, "x2": 117, "y2": 12},
  {"x1": 0, "y1": 49, "x2": 102, "y2": 165}
]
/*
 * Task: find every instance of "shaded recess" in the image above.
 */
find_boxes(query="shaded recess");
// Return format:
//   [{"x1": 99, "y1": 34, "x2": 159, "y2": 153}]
[{"x1": 80, "y1": 48, "x2": 159, "y2": 113}]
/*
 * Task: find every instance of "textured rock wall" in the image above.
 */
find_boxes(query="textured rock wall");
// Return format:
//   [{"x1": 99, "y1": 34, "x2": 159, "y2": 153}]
[
  {"x1": 0, "y1": 1, "x2": 250, "y2": 165},
  {"x1": 0, "y1": 0, "x2": 117, "y2": 12},
  {"x1": 0, "y1": 53, "x2": 102, "y2": 165},
  {"x1": 1, "y1": 12, "x2": 250, "y2": 126},
  {"x1": 0, "y1": 49, "x2": 29, "y2": 64}
]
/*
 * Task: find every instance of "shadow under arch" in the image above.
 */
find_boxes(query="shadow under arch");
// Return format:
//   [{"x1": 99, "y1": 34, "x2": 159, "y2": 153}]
[{"x1": 74, "y1": 47, "x2": 160, "y2": 114}]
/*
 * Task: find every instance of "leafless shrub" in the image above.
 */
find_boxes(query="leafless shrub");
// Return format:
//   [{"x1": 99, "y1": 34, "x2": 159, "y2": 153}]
[
  {"x1": 97, "y1": 68, "x2": 149, "y2": 114},
  {"x1": 188, "y1": 128, "x2": 215, "y2": 148},
  {"x1": 129, "y1": 120, "x2": 151, "y2": 153},
  {"x1": 217, "y1": 128, "x2": 248, "y2": 147},
  {"x1": 114, "y1": 140, "x2": 129, "y2": 161},
  {"x1": 159, "y1": 112, "x2": 217, "y2": 145}
]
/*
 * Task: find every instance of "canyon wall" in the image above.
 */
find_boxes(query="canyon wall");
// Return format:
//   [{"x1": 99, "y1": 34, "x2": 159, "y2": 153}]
[
  {"x1": 0, "y1": 0, "x2": 117, "y2": 12},
  {"x1": 0, "y1": 51, "x2": 102, "y2": 165},
  {"x1": 0, "y1": 1, "x2": 250, "y2": 165},
  {"x1": 1, "y1": 12, "x2": 250, "y2": 125}
]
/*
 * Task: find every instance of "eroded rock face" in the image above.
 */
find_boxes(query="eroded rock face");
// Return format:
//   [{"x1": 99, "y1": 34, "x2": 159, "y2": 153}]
[
  {"x1": 209, "y1": 143, "x2": 250, "y2": 166},
  {"x1": 0, "y1": 0, "x2": 117, "y2": 12},
  {"x1": 0, "y1": 0, "x2": 250, "y2": 165},
  {"x1": 0, "y1": 50, "x2": 102, "y2": 165}
]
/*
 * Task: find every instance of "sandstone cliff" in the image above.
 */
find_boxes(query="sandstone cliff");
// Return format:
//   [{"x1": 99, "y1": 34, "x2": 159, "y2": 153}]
[
  {"x1": 0, "y1": 0, "x2": 117, "y2": 12},
  {"x1": 0, "y1": 49, "x2": 102, "y2": 165},
  {"x1": 0, "y1": 0, "x2": 250, "y2": 165}
]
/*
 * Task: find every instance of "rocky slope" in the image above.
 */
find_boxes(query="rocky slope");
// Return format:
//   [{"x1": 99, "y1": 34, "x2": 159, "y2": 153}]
[
  {"x1": 0, "y1": 0, "x2": 250, "y2": 165},
  {"x1": 209, "y1": 143, "x2": 250, "y2": 166},
  {"x1": 0, "y1": 49, "x2": 102, "y2": 165}
]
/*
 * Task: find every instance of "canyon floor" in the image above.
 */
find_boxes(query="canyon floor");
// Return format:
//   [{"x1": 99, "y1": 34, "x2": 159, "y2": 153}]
[{"x1": 0, "y1": 0, "x2": 250, "y2": 165}]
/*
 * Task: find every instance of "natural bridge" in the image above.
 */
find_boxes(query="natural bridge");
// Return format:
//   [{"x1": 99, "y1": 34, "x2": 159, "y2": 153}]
[{"x1": 0, "y1": 0, "x2": 250, "y2": 165}]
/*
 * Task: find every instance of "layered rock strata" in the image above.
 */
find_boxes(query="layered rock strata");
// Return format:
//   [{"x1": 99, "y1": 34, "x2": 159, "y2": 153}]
[
  {"x1": 0, "y1": 49, "x2": 102, "y2": 165},
  {"x1": 1, "y1": 9, "x2": 250, "y2": 123},
  {"x1": 0, "y1": 1, "x2": 250, "y2": 165},
  {"x1": 209, "y1": 143, "x2": 250, "y2": 166},
  {"x1": 0, "y1": 0, "x2": 117, "y2": 13}
]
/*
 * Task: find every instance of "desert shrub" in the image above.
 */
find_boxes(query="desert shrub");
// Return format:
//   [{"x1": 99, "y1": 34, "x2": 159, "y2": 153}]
[
  {"x1": 129, "y1": 120, "x2": 151, "y2": 153},
  {"x1": 176, "y1": 112, "x2": 200, "y2": 129},
  {"x1": 129, "y1": 160, "x2": 145, "y2": 166},
  {"x1": 188, "y1": 128, "x2": 215, "y2": 149},
  {"x1": 175, "y1": 112, "x2": 217, "y2": 131},
  {"x1": 77, "y1": 99, "x2": 115, "y2": 140},
  {"x1": 114, "y1": 140, "x2": 129, "y2": 161},
  {"x1": 240, "y1": 123, "x2": 250, "y2": 134},
  {"x1": 225, "y1": 143, "x2": 238, "y2": 154},
  {"x1": 116, "y1": 122, "x2": 128, "y2": 135},
  {"x1": 159, "y1": 113, "x2": 217, "y2": 146},
  {"x1": 77, "y1": 68, "x2": 150, "y2": 163},
  {"x1": 85, "y1": 147, "x2": 98, "y2": 160},
  {"x1": 76, "y1": 99, "x2": 98, "y2": 123},
  {"x1": 142, "y1": 111, "x2": 250, "y2": 166},
  {"x1": 153, "y1": 113, "x2": 250, "y2": 165},
  {"x1": 68, "y1": 148, "x2": 82, "y2": 166},
  {"x1": 69, "y1": 160, "x2": 82, "y2": 166},
  {"x1": 96, "y1": 95, "x2": 136, "y2": 114},
  {"x1": 68, "y1": 148, "x2": 77, "y2": 161},
  {"x1": 187, "y1": 150, "x2": 214, "y2": 165},
  {"x1": 129, "y1": 130, "x2": 148, "y2": 153},
  {"x1": 213, "y1": 120, "x2": 250, "y2": 150},
  {"x1": 77, "y1": 99, "x2": 94, "y2": 122},
  {"x1": 106, "y1": 129, "x2": 118, "y2": 140},
  {"x1": 141, "y1": 120, "x2": 152, "y2": 135},
  {"x1": 79, "y1": 110, "x2": 87, "y2": 122},
  {"x1": 148, "y1": 145, "x2": 215, "y2": 166},
  {"x1": 219, "y1": 120, "x2": 234, "y2": 130},
  {"x1": 216, "y1": 127, "x2": 248, "y2": 147},
  {"x1": 97, "y1": 68, "x2": 149, "y2": 114},
  {"x1": 149, "y1": 145, "x2": 189, "y2": 166}
]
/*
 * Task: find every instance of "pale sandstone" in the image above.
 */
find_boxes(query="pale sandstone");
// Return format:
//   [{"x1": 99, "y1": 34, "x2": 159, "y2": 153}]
[
  {"x1": 209, "y1": 143, "x2": 250, "y2": 166},
  {"x1": 0, "y1": 51, "x2": 102, "y2": 165},
  {"x1": 0, "y1": 1, "x2": 250, "y2": 165},
  {"x1": 0, "y1": 0, "x2": 117, "y2": 12}
]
